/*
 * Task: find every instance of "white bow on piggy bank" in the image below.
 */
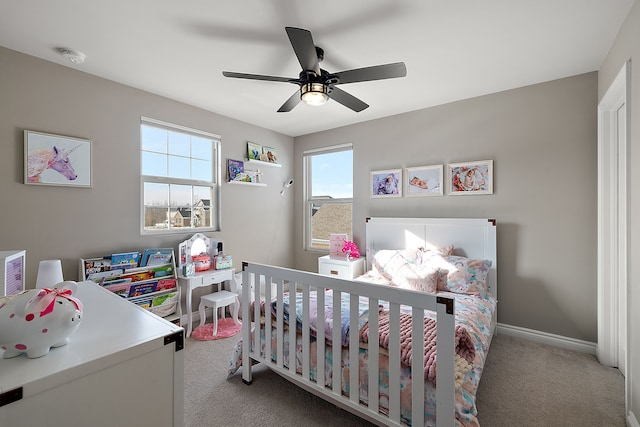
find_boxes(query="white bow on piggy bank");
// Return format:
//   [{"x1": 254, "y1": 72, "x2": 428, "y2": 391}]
[{"x1": 0, "y1": 281, "x2": 83, "y2": 358}]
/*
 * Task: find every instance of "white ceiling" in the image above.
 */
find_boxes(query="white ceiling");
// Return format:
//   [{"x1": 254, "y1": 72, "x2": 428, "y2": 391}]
[{"x1": 0, "y1": 0, "x2": 634, "y2": 137}]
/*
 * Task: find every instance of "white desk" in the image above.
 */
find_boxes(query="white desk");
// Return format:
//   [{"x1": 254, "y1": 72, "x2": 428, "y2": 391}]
[
  {"x1": 178, "y1": 268, "x2": 238, "y2": 337},
  {"x1": 0, "y1": 281, "x2": 184, "y2": 427}
]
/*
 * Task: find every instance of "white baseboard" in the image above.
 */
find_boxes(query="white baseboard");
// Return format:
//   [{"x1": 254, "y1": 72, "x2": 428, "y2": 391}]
[
  {"x1": 628, "y1": 411, "x2": 639, "y2": 427},
  {"x1": 497, "y1": 323, "x2": 597, "y2": 355}
]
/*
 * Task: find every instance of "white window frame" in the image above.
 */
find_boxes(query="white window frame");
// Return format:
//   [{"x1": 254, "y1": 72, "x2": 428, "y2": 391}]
[
  {"x1": 303, "y1": 144, "x2": 353, "y2": 251},
  {"x1": 140, "y1": 117, "x2": 221, "y2": 235}
]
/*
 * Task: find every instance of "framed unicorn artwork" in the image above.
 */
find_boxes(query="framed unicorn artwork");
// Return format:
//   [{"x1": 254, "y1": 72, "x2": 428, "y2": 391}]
[{"x1": 24, "y1": 130, "x2": 92, "y2": 187}]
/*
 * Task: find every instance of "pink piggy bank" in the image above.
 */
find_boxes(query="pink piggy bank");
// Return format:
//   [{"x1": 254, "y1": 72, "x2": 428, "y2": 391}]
[{"x1": 0, "y1": 281, "x2": 83, "y2": 358}]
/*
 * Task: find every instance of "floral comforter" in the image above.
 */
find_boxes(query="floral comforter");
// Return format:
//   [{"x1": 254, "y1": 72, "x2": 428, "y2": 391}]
[{"x1": 228, "y1": 287, "x2": 496, "y2": 427}]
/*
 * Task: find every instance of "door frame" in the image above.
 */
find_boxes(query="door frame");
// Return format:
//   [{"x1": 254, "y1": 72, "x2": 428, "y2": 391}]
[{"x1": 597, "y1": 60, "x2": 629, "y2": 405}]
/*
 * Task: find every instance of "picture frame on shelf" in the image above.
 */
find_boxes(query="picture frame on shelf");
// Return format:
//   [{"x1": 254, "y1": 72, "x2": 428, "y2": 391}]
[
  {"x1": 247, "y1": 141, "x2": 262, "y2": 161},
  {"x1": 262, "y1": 146, "x2": 278, "y2": 163},
  {"x1": 1, "y1": 250, "x2": 26, "y2": 297},
  {"x1": 447, "y1": 160, "x2": 493, "y2": 195},
  {"x1": 370, "y1": 168, "x2": 402, "y2": 198},
  {"x1": 24, "y1": 130, "x2": 92, "y2": 187},
  {"x1": 405, "y1": 165, "x2": 443, "y2": 196}
]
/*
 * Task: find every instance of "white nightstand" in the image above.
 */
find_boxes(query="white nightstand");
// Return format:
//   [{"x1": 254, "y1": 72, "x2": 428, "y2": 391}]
[{"x1": 318, "y1": 255, "x2": 365, "y2": 279}]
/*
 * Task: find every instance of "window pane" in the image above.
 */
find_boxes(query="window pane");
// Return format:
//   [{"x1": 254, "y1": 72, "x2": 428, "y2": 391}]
[
  {"x1": 168, "y1": 155, "x2": 190, "y2": 180},
  {"x1": 192, "y1": 137, "x2": 212, "y2": 161},
  {"x1": 191, "y1": 158, "x2": 212, "y2": 181},
  {"x1": 141, "y1": 125, "x2": 167, "y2": 153},
  {"x1": 311, "y1": 151, "x2": 353, "y2": 198},
  {"x1": 142, "y1": 151, "x2": 168, "y2": 177},
  {"x1": 193, "y1": 186, "x2": 211, "y2": 204},
  {"x1": 310, "y1": 202, "x2": 352, "y2": 250},
  {"x1": 141, "y1": 119, "x2": 220, "y2": 234},
  {"x1": 171, "y1": 207, "x2": 191, "y2": 228},
  {"x1": 144, "y1": 182, "x2": 169, "y2": 206},
  {"x1": 193, "y1": 208, "x2": 210, "y2": 228},
  {"x1": 144, "y1": 207, "x2": 170, "y2": 230},
  {"x1": 168, "y1": 131, "x2": 190, "y2": 157},
  {"x1": 170, "y1": 184, "x2": 191, "y2": 206}
]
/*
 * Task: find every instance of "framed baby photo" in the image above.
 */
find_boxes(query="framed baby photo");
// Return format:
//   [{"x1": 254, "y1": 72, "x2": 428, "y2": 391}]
[
  {"x1": 447, "y1": 160, "x2": 493, "y2": 195},
  {"x1": 405, "y1": 165, "x2": 443, "y2": 197},
  {"x1": 370, "y1": 169, "x2": 402, "y2": 198}
]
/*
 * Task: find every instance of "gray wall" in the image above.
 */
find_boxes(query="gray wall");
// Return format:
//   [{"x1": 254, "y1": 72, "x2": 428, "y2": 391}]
[
  {"x1": 598, "y1": 0, "x2": 639, "y2": 421},
  {"x1": 0, "y1": 47, "x2": 295, "y2": 291},
  {"x1": 294, "y1": 72, "x2": 598, "y2": 343},
  {"x1": 0, "y1": 44, "x2": 602, "y2": 345}
]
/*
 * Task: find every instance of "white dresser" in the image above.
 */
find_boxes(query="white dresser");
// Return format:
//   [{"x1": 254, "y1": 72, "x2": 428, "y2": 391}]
[{"x1": 0, "y1": 281, "x2": 184, "y2": 427}]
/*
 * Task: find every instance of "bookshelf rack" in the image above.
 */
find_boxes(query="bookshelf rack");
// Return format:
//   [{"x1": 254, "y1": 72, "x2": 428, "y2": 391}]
[{"x1": 79, "y1": 248, "x2": 181, "y2": 324}]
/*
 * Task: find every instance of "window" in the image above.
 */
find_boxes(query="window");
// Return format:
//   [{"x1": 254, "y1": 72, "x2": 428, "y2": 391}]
[
  {"x1": 141, "y1": 117, "x2": 221, "y2": 234},
  {"x1": 304, "y1": 144, "x2": 353, "y2": 250}
]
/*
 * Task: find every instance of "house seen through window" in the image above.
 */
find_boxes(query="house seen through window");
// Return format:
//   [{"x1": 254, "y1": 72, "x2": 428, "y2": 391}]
[
  {"x1": 304, "y1": 145, "x2": 353, "y2": 250},
  {"x1": 141, "y1": 117, "x2": 221, "y2": 234}
]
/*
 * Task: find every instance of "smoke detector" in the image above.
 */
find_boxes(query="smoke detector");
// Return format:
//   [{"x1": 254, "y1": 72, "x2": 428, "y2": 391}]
[{"x1": 58, "y1": 48, "x2": 86, "y2": 64}]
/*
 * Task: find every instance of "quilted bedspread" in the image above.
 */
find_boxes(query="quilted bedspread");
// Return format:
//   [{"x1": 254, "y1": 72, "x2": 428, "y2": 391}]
[
  {"x1": 229, "y1": 289, "x2": 496, "y2": 427},
  {"x1": 277, "y1": 289, "x2": 374, "y2": 347}
]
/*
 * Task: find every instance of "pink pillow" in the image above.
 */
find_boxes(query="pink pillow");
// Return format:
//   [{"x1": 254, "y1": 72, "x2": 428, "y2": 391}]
[{"x1": 422, "y1": 255, "x2": 492, "y2": 297}]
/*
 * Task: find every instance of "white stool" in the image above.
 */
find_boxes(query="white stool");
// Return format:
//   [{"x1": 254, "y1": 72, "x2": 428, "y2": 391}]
[{"x1": 198, "y1": 290, "x2": 240, "y2": 336}]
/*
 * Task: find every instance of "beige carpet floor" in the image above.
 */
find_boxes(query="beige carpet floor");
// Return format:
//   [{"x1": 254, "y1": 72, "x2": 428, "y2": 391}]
[{"x1": 183, "y1": 332, "x2": 625, "y2": 426}]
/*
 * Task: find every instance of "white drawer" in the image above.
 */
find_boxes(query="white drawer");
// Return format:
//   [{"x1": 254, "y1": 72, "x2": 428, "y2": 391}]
[
  {"x1": 318, "y1": 256, "x2": 365, "y2": 280},
  {"x1": 319, "y1": 262, "x2": 350, "y2": 278}
]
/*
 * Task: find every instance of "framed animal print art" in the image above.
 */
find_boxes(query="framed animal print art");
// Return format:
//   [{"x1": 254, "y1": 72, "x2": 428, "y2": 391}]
[{"x1": 24, "y1": 130, "x2": 92, "y2": 187}]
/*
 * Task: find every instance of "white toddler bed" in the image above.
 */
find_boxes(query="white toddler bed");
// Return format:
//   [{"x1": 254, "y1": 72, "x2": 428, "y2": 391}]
[{"x1": 228, "y1": 217, "x2": 497, "y2": 426}]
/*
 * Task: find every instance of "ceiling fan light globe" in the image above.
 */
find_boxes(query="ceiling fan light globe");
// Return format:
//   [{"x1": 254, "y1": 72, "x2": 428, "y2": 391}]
[{"x1": 301, "y1": 83, "x2": 328, "y2": 106}]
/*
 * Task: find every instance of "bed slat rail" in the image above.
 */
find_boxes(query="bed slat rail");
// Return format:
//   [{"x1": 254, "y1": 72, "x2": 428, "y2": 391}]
[{"x1": 242, "y1": 263, "x2": 456, "y2": 427}]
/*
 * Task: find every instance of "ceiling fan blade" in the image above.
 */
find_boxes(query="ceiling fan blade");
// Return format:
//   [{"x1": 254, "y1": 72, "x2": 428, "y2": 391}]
[
  {"x1": 327, "y1": 87, "x2": 368, "y2": 112},
  {"x1": 277, "y1": 90, "x2": 301, "y2": 112},
  {"x1": 285, "y1": 27, "x2": 320, "y2": 74},
  {"x1": 222, "y1": 71, "x2": 295, "y2": 83},
  {"x1": 332, "y1": 62, "x2": 407, "y2": 85}
]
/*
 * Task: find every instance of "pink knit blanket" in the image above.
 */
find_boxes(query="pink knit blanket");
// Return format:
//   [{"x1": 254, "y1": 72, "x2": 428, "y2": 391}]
[{"x1": 359, "y1": 310, "x2": 476, "y2": 384}]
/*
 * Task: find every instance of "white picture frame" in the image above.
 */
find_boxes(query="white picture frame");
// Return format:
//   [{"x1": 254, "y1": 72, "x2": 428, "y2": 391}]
[
  {"x1": 405, "y1": 165, "x2": 443, "y2": 196},
  {"x1": 24, "y1": 130, "x2": 92, "y2": 187},
  {"x1": 447, "y1": 160, "x2": 493, "y2": 195},
  {"x1": 370, "y1": 169, "x2": 402, "y2": 198}
]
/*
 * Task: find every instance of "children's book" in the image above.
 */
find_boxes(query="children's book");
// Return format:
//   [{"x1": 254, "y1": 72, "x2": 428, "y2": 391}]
[
  {"x1": 84, "y1": 258, "x2": 111, "y2": 276},
  {"x1": 121, "y1": 271, "x2": 155, "y2": 282},
  {"x1": 87, "y1": 269, "x2": 124, "y2": 282},
  {"x1": 247, "y1": 141, "x2": 262, "y2": 160},
  {"x1": 103, "y1": 282, "x2": 131, "y2": 298},
  {"x1": 227, "y1": 159, "x2": 244, "y2": 181},
  {"x1": 128, "y1": 281, "x2": 158, "y2": 297},
  {"x1": 151, "y1": 292, "x2": 177, "y2": 307},
  {"x1": 141, "y1": 248, "x2": 174, "y2": 267},
  {"x1": 156, "y1": 278, "x2": 177, "y2": 292},
  {"x1": 111, "y1": 251, "x2": 141, "y2": 268},
  {"x1": 262, "y1": 146, "x2": 278, "y2": 163},
  {"x1": 152, "y1": 264, "x2": 174, "y2": 278}
]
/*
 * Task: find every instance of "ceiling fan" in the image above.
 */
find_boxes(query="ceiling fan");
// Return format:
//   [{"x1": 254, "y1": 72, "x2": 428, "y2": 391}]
[{"x1": 222, "y1": 27, "x2": 407, "y2": 113}]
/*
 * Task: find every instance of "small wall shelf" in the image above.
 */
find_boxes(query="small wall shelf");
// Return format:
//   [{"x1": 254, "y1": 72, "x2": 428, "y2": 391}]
[
  {"x1": 246, "y1": 159, "x2": 281, "y2": 168},
  {"x1": 227, "y1": 180, "x2": 267, "y2": 187}
]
